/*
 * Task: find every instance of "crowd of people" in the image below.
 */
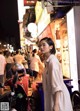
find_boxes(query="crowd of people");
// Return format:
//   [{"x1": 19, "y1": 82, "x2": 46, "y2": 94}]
[{"x1": 0, "y1": 48, "x2": 44, "y2": 95}]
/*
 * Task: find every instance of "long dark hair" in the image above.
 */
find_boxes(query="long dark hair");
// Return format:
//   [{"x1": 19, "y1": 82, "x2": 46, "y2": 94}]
[{"x1": 40, "y1": 37, "x2": 56, "y2": 54}]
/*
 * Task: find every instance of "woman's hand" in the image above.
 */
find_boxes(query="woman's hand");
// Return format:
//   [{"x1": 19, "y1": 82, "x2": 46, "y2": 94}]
[{"x1": 53, "y1": 104, "x2": 59, "y2": 111}]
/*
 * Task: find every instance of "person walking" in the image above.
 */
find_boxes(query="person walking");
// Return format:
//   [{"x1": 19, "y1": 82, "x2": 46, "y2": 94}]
[
  {"x1": 0, "y1": 50, "x2": 6, "y2": 94},
  {"x1": 39, "y1": 37, "x2": 73, "y2": 111},
  {"x1": 30, "y1": 49, "x2": 44, "y2": 79},
  {"x1": 13, "y1": 50, "x2": 26, "y2": 74},
  {"x1": 5, "y1": 51, "x2": 14, "y2": 79}
]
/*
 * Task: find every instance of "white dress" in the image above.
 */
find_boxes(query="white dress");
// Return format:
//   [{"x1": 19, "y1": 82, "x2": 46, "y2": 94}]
[{"x1": 42, "y1": 54, "x2": 73, "y2": 111}]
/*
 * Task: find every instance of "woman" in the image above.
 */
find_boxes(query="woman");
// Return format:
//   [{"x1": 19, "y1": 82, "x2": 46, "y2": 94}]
[
  {"x1": 39, "y1": 37, "x2": 73, "y2": 111},
  {"x1": 30, "y1": 49, "x2": 44, "y2": 79},
  {"x1": 5, "y1": 51, "x2": 14, "y2": 79}
]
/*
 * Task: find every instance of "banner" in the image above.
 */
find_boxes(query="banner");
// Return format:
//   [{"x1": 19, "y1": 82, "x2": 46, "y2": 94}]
[{"x1": 24, "y1": 0, "x2": 36, "y2": 6}]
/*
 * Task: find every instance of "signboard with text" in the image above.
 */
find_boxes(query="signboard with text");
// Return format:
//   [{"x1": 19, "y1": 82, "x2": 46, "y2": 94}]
[{"x1": 24, "y1": 0, "x2": 37, "y2": 6}]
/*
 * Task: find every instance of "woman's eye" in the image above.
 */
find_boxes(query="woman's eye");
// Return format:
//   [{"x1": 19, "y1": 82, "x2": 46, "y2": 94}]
[{"x1": 43, "y1": 44, "x2": 46, "y2": 47}]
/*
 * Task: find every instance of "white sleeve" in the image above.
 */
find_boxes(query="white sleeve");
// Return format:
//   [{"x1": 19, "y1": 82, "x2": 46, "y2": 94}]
[{"x1": 49, "y1": 61, "x2": 62, "y2": 94}]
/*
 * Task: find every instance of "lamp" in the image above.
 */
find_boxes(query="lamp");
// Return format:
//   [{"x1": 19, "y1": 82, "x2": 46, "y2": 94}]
[{"x1": 27, "y1": 23, "x2": 37, "y2": 33}]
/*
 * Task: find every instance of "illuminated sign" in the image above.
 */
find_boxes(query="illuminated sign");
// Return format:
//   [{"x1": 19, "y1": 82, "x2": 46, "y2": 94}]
[
  {"x1": 24, "y1": 0, "x2": 36, "y2": 6},
  {"x1": 37, "y1": 7, "x2": 50, "y2": 36},
  {"x1": 35, "y1": 1, "x2": 43, "y2": 23},
  {"x1": 67, "y1": 7, "x2": 79, "y2": 91}
]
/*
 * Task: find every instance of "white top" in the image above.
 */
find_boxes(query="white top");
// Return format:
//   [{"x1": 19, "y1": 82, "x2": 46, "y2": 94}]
[
  {"x1": 30, "y1": 54, "x2": 43, "y2": 72},
  {"x1": 0, "y1": 54, "x2": 6, "y2": 75},
  {"x1": 43, "y1": 54, "x2": 73, "y2": 111}
]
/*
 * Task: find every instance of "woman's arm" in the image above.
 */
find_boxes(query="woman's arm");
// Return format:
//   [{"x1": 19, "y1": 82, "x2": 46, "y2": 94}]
[{"x1": 53, "y1": 91, "x2": 61, "y2": 111}]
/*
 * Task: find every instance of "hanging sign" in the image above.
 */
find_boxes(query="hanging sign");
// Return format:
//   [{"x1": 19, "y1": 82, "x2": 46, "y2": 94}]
[{"x1": 24, "y1": 0, "x2": 37, "y2": 6}]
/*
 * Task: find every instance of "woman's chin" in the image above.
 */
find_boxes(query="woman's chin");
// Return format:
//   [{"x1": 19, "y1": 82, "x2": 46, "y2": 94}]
[{"x1": 41, "y1": 51, "x2": 45, "y2": 54}]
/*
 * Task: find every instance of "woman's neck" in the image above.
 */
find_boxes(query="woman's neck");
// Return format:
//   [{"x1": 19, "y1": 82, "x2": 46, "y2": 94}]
[{"x1": 44, "y1": 53, "x2": 51, "y2": 60}]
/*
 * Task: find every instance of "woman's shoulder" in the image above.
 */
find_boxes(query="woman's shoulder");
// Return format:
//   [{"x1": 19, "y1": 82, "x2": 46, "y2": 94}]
[
  {"x1": 48, "y1": 54, "x2": 57, "y2": 60},
  {"x1": 49, "y1": 54, "x2": 59, "y2": 64}
]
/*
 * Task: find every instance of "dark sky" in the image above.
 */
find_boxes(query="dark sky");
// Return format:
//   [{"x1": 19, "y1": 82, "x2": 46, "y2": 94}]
[{"x1": 0, "y1": 0, "x2": 20, "y2": 50}]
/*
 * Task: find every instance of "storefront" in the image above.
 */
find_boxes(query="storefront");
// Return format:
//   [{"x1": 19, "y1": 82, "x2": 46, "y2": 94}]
[
  {"x1": 35, "y1": 4, "x2": 80, "y2": 91},
  {"x1": 17, "y1": 0, "x2": 80, "y2": 91}
]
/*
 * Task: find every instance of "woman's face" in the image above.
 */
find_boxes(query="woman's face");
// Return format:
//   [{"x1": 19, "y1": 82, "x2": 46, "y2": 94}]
[{"x1": 39, "y1": 40, "x2": 52, "y2": 54}]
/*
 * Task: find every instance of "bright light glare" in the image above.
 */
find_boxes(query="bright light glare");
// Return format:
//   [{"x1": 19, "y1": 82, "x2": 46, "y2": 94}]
[{"x1": 27, "y1": 23, "x2": 37, "y2": 33}]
